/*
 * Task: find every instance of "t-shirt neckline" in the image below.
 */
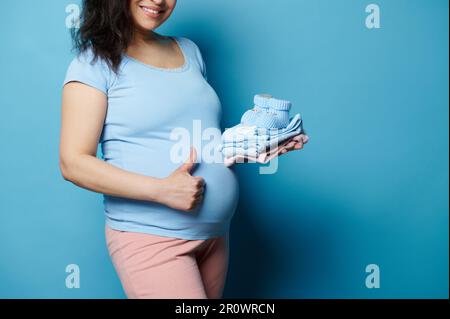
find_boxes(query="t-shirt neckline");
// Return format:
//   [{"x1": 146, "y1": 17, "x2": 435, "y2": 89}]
[{"x1": 123, "y1": 36, "x2": 190, "y2": 73}]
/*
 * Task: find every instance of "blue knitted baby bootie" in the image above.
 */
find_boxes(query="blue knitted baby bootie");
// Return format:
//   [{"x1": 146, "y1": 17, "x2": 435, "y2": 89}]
[
  {"x1": 240, "y1": 94, "x2": 272, "y2": 126},
  {"x1": 255, "y1": 97, "x2": 292, "y2": 129}
]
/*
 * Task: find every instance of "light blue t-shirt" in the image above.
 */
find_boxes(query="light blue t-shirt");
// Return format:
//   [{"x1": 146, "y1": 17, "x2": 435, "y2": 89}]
[{"x1": 63, "y1": 36, "x2": 239, "y2": 240}]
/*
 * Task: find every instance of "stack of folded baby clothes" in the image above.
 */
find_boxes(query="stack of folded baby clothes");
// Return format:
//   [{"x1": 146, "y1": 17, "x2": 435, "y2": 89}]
[{"x1": 218, "y1": 94, "x2": 305, "y2": 167}]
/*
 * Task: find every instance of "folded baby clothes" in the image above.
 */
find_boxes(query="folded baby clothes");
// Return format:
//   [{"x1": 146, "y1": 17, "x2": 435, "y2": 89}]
[
  {"x1": 223, "y1": 134, "x2": 309, "y2": 167},
  {"x1": 221, "y1": 146, "x2": 259, "y2": 158},
  {"x1": 223, "y1": 136, "x2": 296, "y2": 167},
  {"x1": 219, "y1": 128, "x2": 302, "y2": 158},
  {"x1": 218, "y1": 114, "x2": 303, "y2": 157},
  {"x1": 221, "y1": 114, "x2": 302, "y2": 144},
  {"x1": 220, "y1": 94, "x2": 306, "y2": 165}
]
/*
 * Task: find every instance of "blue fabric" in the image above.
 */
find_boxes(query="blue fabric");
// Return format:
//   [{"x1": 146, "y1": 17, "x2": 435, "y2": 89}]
[
  {"x1": 63, "y1": 36, "x2": 239, "y2": 240},
  {"x1": 254, "y1": 98, "x2": 292, "y2": 128},
  {"x1": 252, "y1": 109, "x2": 279, "y2": 129},
  {"x1": 240, "y1": 94, "x2": 271, "y2": 126},
  {"x1": 222, "y1": 147, "x2": 259, "y2": 158},
  {"x1": 220, "y1": 129, "x2": 302, "y2": 157},
  {"x1": 221, "y1": 114, "x2": 302, "y2": 143},
  {"x1": 240, "y1": 106, "x2": 265, "y2": 127},
  {"x1": 218, "y1": 114, "x2": 303, "y2": 157}
]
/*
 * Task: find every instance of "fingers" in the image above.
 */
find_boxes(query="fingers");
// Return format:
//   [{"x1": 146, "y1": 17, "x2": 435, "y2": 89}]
[
  {"x1": 293, "y1": 135, "x2": 303, "y2": 142},
  {"x1": 293, "y1": 134, "x2": 309, "y2": 143},
  {"x1": 187, "y1": 176, "x2": 205, "y2": 210},
  {"x1": 188, "y1": 196, "x2": 203, "y2": 211},
  {"x1": 294, "y1": 142, "x2": 304, "y2": 149},
  {"x1": 194, "y1": 189, "x2": 204, "y2": 198},
  {"x1": 301, "y1": 135, "x2": 309, "y2": 144},
  {"x1": 285, "y1": 141, "x2": 297, "y2": 148},
  {"x1": 286, "y1": 141, "x2": 302, "y2": 151},
  {"x1": 176, "y1": 146, "x2": 198, "y2": 174},
  {"x1": 189, "y1": 146, "x2": 198, "y2": 163},
  {"x1": 193, "y1": 176, "x2": 205, "y2": 197},
  {"x1": 280, "y1": 141, "x2": 304, "y2": 156},
  {"x1": 187, "y1": 192, "x2": 204, "y2": 211},
  {"x1": 194, "y1": 175, "x2": 205, "y2": 185}
]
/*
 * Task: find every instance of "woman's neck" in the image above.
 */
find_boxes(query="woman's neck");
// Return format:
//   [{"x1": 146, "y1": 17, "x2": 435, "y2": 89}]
[{"x1": 131, "y1": 29, "x2": 166, "y2": 47}]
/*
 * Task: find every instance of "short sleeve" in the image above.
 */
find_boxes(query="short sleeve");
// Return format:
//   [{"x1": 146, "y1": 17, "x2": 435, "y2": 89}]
[
  {"x1": 179, "y1": 37, "x2": 208, "y2": 81},
  {"x1": 194, "y1": 45, "x2": 208, "y2": 81},
  {"x1": 63, "y1": 48, "x2": 111, "y2": 94}
]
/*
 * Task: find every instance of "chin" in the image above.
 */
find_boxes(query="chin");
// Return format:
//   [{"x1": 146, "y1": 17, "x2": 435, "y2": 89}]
[{"x1": 136, "y1": 20, "x2": 159, "y2": 31}]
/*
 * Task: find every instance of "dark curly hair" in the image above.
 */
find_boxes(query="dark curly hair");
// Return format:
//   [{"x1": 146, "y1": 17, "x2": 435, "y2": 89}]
[{"x1": 71, "y1": 0, "x2": 133, "y2": 73}]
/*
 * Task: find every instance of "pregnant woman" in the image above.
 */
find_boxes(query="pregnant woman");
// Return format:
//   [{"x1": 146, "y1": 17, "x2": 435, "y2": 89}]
[{"x1": 59, "y1": 0, "x2": 305, "y2": 299}]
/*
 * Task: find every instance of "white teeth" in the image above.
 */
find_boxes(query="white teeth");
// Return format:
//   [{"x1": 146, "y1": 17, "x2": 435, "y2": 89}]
[{"x1": 142, "y1": 7, "x2": 160, "y2": 14}]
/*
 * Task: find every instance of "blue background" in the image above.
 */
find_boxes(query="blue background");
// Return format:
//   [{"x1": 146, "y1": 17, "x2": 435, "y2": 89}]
[{"x1": 0, "y1": 0, "x2": 448, "y2": 298}]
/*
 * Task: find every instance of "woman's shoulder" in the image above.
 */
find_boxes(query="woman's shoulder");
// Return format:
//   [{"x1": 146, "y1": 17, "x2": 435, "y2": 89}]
[
  {"x1": 67, "y1": 46, "x2": 115, "y2": 79},
  {"x1": 174, "y1": 36, "x2": 200, "y2": 51},
  {"x1": 63, "y1": 46, "x2": 114, "y2": 94},
  {"x1": 173, "y1": 36, "x2": 205, "y2": 61},
  {"x1": 173, "y1": 36, "x2": 207, "y2": 78},
  {"x1": 69, "y1": 47, "x2": 110, "y2": 69}
]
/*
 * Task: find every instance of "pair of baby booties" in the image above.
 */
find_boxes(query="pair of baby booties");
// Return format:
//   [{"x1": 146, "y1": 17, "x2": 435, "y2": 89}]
[{"x1": 240, "y1": 94, "x2": 292, "y2": 129}]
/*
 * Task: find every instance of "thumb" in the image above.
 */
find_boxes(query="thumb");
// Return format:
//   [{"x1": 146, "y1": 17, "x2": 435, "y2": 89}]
[{"x1": 177, "y1": 146, "x2": 197, "y2": 174}]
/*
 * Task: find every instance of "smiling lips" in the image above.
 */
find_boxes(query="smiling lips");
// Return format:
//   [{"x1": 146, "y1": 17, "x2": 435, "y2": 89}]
[{"x1": 140, "y1": 5, "x2": 164, "y2": 18}]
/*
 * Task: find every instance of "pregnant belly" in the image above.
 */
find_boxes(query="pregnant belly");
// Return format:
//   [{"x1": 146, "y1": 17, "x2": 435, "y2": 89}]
[
  {"x1": 190, "y1": 161, "x2": 240, "y2": 221},
  {"x1": 103, "y1": 146, "x2": 240, "y2": 232}
]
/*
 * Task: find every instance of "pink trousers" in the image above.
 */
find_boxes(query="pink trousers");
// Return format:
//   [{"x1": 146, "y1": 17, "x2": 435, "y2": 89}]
[{"x1": 105, "y1": 225, "x2": 229, "y2": 299}]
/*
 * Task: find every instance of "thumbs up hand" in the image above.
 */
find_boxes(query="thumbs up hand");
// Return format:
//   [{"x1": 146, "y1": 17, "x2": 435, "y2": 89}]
[{"x1": 159, "y1": 146, "x2": 205, "y2": 212}]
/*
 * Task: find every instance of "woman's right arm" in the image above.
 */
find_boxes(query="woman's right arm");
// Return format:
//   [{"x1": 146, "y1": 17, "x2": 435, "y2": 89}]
[{"x1": 59, "y1": 82, "x2": 204, "y2": 211}]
